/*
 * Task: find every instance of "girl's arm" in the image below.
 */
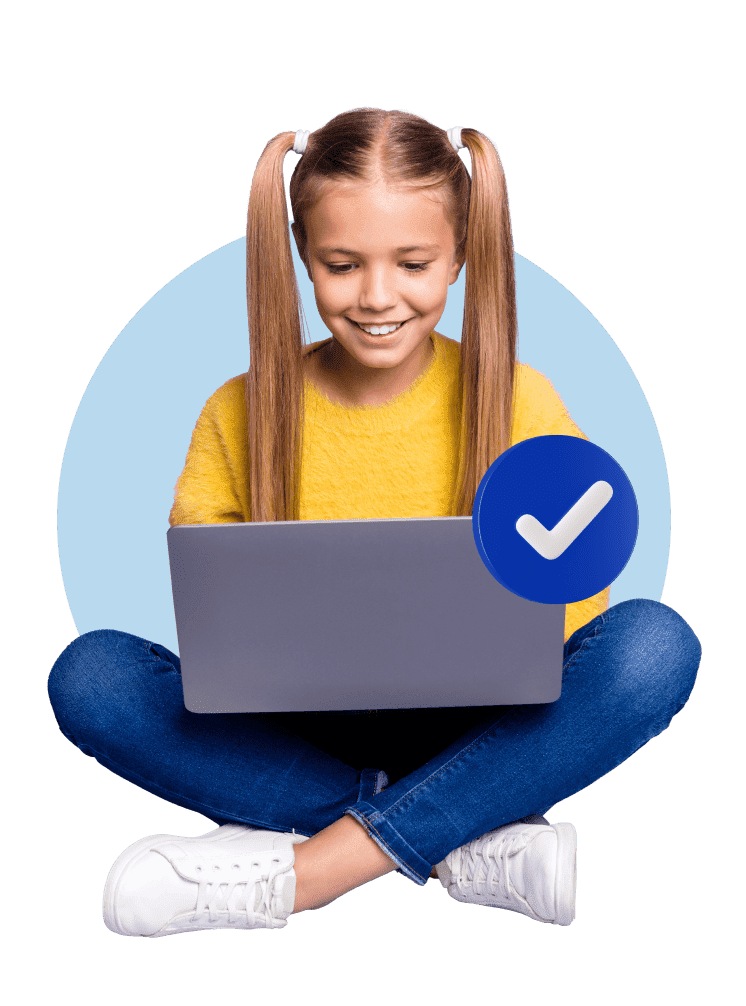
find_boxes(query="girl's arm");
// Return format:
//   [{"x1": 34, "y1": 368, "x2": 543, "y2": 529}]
[{"x1": 169, "y1": 374, "x2": 251, "y2": 526}]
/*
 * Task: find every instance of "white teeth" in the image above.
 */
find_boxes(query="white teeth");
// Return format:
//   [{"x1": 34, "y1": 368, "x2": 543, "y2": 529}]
[{"x1": 357, "y1": 322, "x2": 403, "y2": 335}]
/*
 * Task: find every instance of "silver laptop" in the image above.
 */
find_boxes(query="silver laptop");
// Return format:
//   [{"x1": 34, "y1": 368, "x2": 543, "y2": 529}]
[{"x1": 167, "y1": 517, "x2": 566, "y2": 713}]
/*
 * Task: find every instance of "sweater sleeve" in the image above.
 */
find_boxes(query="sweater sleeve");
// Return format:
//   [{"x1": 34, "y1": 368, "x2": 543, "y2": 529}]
[
  {"x1": 169, "y1": 375, "x2": 251, "y2": 526},
  {"x1": 511, "y1": 364, "x2": 610, "y2": 641}
]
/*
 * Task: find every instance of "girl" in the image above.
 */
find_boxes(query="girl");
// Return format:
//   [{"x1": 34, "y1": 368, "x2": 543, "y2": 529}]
[{"x1": 48, "y1": 108, "x2": 701, "y2": 936}]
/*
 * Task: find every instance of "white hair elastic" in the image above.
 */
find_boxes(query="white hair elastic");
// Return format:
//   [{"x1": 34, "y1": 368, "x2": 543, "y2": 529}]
[
  {"x1": 293, "y1": 130, "x2": 310, "y2": 155},
  {"x1": 446, "y1": 127, "x2": 465, "y2": 151}
]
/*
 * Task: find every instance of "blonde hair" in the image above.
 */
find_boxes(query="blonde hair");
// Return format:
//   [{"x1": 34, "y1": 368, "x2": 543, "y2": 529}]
[{"x1": 246, "y1": 108, "x2": 517, "y2": 521}]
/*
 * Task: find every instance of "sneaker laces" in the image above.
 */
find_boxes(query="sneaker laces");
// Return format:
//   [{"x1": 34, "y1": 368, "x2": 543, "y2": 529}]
[
  {"x1": 189, "y1": 855, "x2": 289, "y2": 928},
  {"x1": 455, "y1": 831, "x2": 529, "y2": 901}
]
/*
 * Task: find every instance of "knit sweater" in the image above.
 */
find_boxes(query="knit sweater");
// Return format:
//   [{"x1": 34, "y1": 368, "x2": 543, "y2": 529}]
[{"x1": 170, "y1": 332, "x2": 609, "y2": 640}]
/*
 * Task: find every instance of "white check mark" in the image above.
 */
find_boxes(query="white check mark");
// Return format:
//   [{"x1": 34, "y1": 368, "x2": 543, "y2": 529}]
[{"x1": 516, "y1": 481, "x2": 613, "y2": 560}]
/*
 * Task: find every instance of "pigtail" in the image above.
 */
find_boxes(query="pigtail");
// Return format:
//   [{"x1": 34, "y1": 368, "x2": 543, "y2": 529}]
[
  {"x1": 453, "y1": 129, "x2": 517, "y2": 516},
  {"x1": 245, "y1": 132, "x2": 307, "y2": 522}
]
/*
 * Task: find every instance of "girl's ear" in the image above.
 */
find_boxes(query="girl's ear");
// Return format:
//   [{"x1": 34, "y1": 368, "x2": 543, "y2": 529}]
[
  {"x1": 291, "y1": 222, "x2": 313, "y2": 281},
  {"x1": 449, "y1": 247, "x2": 466, "y2": 285}
]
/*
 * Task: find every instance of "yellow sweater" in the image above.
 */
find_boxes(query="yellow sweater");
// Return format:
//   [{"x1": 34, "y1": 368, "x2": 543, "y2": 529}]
[{"x1": 170, "y1": 332, "x2": 609, "y2": 640}]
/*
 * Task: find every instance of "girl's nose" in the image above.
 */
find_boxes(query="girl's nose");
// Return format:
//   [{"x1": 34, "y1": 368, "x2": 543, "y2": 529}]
[{"x1": 358, "y1": 267, "x2": 396, "y2": 313}]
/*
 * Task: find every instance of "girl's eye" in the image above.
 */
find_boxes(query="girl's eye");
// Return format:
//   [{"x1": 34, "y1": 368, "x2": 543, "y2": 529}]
[{"x1": 324, "y1": 261, "x2": 429, "y2": 275}]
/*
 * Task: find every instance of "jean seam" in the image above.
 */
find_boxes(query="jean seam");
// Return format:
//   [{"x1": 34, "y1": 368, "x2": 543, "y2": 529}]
[
  {"x1": 145, "y1": 640, "x2": 180, "y2": 673},
  {"x1": 145, "y1": 640, "x2": 160, "y2": 664}
]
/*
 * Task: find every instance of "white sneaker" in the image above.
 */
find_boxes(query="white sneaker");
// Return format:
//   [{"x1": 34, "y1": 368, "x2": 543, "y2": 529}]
[
  {"x1": 103, "y1": 824, "x2": 309, "y2": 937},
  {"x1": 435, "y1": 820, "x2": 577, "y2": 925}
]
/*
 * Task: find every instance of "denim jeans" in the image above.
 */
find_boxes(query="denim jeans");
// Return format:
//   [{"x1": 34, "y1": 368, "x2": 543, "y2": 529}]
[{"x1": 48, "y1": 598, "x2": 700, "y2": 886}]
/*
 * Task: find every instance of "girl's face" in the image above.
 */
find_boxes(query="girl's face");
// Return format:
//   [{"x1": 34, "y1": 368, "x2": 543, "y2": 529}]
[{"x1": 301, "y1": 179, "x2": 463, "y2": 378}]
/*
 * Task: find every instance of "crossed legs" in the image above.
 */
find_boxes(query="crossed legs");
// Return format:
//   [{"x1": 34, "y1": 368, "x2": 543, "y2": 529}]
[{"x1": 48, "y1": 599, "x2": 700, "y2": 917}]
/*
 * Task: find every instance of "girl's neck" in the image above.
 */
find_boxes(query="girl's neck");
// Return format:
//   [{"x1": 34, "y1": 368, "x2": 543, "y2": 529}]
[{"x1": 304, "y1": 334, "x2": 435, "y2": 408}]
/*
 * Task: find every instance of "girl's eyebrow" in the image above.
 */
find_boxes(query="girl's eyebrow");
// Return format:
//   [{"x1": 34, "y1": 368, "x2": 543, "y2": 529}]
[{"x1": 318, "y1": 244, "x2": 441, "y2": 255}]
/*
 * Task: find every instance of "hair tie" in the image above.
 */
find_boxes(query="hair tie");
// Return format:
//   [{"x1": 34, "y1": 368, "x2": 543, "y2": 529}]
[
  {"x1": 446, "y1": 127, "x2": 465, "y2": 151},
  {"x1": 293, "y1": 130, "x2": 310, "y2": 155}
]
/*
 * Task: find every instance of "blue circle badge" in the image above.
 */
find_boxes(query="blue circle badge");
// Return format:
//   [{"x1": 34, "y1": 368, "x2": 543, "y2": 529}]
[{"x1": 473, "y1": 436, "x2": 639, "y2": 603}]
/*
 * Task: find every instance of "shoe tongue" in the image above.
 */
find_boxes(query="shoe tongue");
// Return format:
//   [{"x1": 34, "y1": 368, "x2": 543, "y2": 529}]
[
  {"x1": 235, "y1": 846, "x2": 296, "y2": 919},
  {"x1": 231, "y1": 866, "x2": 295, "y2": 921},
  {"x1": 270, "y1": 871, "x2": 296, "y2": 918},
  {"x1": 510, "y1": 831, "x2": 557, "y2": 920}
]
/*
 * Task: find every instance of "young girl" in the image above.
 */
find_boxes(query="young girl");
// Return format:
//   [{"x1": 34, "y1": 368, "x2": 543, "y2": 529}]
[{"x1": 48, "y1": 108, "x2": 701, "y2": 936}]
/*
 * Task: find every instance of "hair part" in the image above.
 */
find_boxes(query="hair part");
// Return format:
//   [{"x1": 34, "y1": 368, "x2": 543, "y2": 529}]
[{"x1": 245, "y1": 108, "x2": 517, "y2": 521}]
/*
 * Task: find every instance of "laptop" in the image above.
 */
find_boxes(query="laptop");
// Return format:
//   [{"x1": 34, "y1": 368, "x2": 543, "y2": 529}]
[{"x1": 167, "y1": 516, "x2": 566, "y2": 713}]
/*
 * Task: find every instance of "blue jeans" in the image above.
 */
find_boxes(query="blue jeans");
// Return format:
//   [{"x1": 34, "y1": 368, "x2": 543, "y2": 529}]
[{"x1": 48, "y1": 599, "x2": 700, "y2": 886}]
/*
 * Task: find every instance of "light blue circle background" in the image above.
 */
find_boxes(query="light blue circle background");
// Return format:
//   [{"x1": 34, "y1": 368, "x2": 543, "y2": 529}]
[{"x1": 58, "y1": 237, "x2": 670, "y2": 653}]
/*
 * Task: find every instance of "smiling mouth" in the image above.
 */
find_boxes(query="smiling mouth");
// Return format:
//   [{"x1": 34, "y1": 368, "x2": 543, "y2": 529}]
[{"x1": 349, "y1": 319, "x2": 411, "y2": 336}]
